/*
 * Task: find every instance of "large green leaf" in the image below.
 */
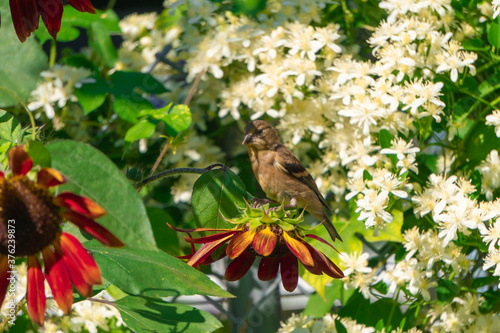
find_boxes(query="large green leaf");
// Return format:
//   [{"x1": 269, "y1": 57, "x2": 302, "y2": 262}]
[
  {"x1": 34, "y1": 7, "x2": 121, "y2": 44},
  {"x1": 124, "y1": 120, "x2": 157, "y2": 143},
  {"x1": 114, "y1": 296, "x2": 222, "y2": 333},
  {"x1": 488, "y1": 21, "x2": 500, "y2": 48},
  {"x1": 146, "y1": 207, "x2": 180, "y2": 254},
  {"x1": 73, "y1": 76, "x2": 108, "y2": 114},
  {"x1": 46, "y1": 140, "x2": 156, "y2": 250},
  {"x1": 141, "y1": 104, "x2": 192, "y2": 137},
  {"x1": 192, "y1": 168, "x2": 248, "y2": 230},
  {"x1": 85, "y1": 242, "x2": 233, "y2": 298},
  {"x1": 89, "y1": 21, "x2": 118, "y2": 67},
  {"x1": 0, "y1": 0, "x2": 47, "y2": 107},
  {"x1": 0, "y1": 110, "x2": 23, "y2": 143}
]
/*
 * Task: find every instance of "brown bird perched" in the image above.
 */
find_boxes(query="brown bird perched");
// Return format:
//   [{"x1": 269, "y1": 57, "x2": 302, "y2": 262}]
[{"x1": 242, "y1": 120, "x2": 342, "y2": 242}]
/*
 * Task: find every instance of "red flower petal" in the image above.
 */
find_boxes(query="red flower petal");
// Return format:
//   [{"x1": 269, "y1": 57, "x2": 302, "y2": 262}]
[
  {"x1": 37, "y1": 168, "x2": 67, "y2": 187},
  {"x1": 9, "y1": 0, "x2": 39, "y2": 42},
  {"x1": 226, "y1": 229, "x2": 256, "y2": 259},
  {"x1": 258, "y1": 257, "x2": 280, "y2": 281},
  {"x1": 280, "y1": 253, "x2": 299, "y2": 292},
  {"x1": 68, "y1": 0, "x2": 95, "y2": 13},
  {"x1": 27, "y1": 255, "x2": 46, "y2": 325},
  {"x1": 0, "y1": 255, "x2": 10, "y2": 308},
  {"x1": 59, "y1": 233, "x2": 102, "y2": 285},
  {"x1": 305, "y1": 243, "x2": 344, "y2": 278},
  {"x1": 184, "y1": 230, "x2": 239, "y2": 244},
  {"x1": 283, "y1": 232, "x2": 314, "y2": 267},
  {"x1": 8, "y1": 145, "x2": 33, "y2": 176},
  {"x1": 187, "y1": 234, "x2": 234, "y2": 266},
  {"x1": 55, "y1": 192, "x2": 106, "y2": 218},
  {"x1": 61, "y1": 252, "x2": 93, "y2": 298},
  {"x1": 0, "y1": 171, "x2": 4, "y2": 179},
  {"x1": 225, "y1": 251, "x2": 255, "y2": 281},
  {"x1": 42, "y1": 247, "x2": 73, "y2": 314},
  {"x1": 305, "y1": 234, "x2": 340, "y2": 254},
  {"x1": 37, "y1": 0, "x2": 63, "y2": 40},
  {"x1": 252, "y1": 227, "x2": 277, "y2": 257},
  {"x1": 61, "y1": 211, "x2": 124, "y2": 248}
]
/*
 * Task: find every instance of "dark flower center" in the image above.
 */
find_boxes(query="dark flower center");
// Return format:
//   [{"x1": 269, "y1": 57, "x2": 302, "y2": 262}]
[{"x1": 0, "y1": 176, "x2": 62, "y2": 256}]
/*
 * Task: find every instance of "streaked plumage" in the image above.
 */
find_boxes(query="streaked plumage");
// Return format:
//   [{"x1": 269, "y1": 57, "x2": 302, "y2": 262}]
[{"x1": 242, "y1": 120, "x2": 342, "y2": 242}]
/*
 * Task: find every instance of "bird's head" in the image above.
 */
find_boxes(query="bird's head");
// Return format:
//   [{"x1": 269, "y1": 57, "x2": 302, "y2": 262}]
[{"x1": 242, "y1": 120, "x2": 281, "y2": 149}]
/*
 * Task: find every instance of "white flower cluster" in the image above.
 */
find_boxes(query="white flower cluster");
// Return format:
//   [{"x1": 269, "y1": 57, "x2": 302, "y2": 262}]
[
  {"x1": 28, "y1": 65, "x2": 92, "y2": 119},
  {"x1": 278, "y1": 312, "x2": 422, "y2": 333},
  {"x1": 427, "y1": 292, "x2": 500, "y2": 332}
]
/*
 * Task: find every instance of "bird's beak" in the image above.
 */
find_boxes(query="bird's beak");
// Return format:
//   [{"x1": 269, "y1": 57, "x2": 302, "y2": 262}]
[{"x1": 242, "y1": 134, "x2": 252, "y2": 146}]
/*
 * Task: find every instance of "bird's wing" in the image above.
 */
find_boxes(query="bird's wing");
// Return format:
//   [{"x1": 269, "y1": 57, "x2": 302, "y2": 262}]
[{"x1": 273, "y1": 145, "x2": 333, "y2": 214}]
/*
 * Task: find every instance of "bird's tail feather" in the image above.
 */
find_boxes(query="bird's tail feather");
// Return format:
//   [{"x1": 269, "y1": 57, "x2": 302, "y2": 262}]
[{"x1": 322, "y1": 216, "x2": 343, "y2": 243}]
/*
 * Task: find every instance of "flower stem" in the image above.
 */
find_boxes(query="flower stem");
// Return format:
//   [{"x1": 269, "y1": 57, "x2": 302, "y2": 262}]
[
  {"x1": 0, "y1": 86, "x2": 36, "y2": 141},
  {"x1": 49, "y1": 39, "x2": 56, "y2": 68},
  {"x1": 136, "y1": 163, "x2": 227, "y2": 189}
]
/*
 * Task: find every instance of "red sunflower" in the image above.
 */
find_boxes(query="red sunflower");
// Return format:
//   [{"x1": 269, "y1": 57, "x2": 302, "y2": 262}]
[
  {"x1": 0, "y1": 145, "x2": 124, "y2": 325},
  {"x1": 8, "y1": 0, "x2": 95, "y2": 42},
  {"x1": 170, "y1": 203, "x2": 344, "y2": 292}
]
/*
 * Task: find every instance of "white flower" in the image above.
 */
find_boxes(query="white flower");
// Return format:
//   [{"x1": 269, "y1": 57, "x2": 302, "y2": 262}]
[
  {"x1": 380, "y1": 137, "x2": 420, "y2": 160},
  {"x1": 27, "y1": 82, "x2": 63, "y2": 119},
  {"x1": 483, "y1": 248, "x2": 500, "y2": 276},
  {"x1": 493, "y1": 0, "x2": 500, "y2": 18},
  {"x1": 339, "y1": 252, "x2": 372, "y2": 276},
  {"x1": 479, "y1": 220, "x2": 500, "y2": 251},
  {"x1": 486, "y1": 110, "x2": 500, "y2": 137}
]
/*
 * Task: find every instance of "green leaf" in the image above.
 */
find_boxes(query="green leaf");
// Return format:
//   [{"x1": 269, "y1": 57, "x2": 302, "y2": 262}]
[
  {"x1": 465, "y1": 123, "x2": 500, "y2": 167},
  {"x1": 437, "y1": 279, "x2": 458, "y2": 302},
  {"x1": 192, "y1": 168, "x2": 249, "y2": 230},
  {"x1": 27, "y1": 141, "x2": 51, "y2": 168},
  {"x1": 335, "y1": 319, "x2": 348, "y2": 333},
  {"x1": 85, "y1": 243, "x2": 233, "y2": 298},
  {"x1": 108, "y1": 71, "x2": 168, "y2": 124},
  {"x1": 339, "y1": 293, "x2": 404, "y2": 329},
  {"x1": 0, "y1": 0, "x2": 48, "y2": 107},
  {"x1": 379, "y1": 129, "x2": 397, "y2": 166},
  {"x1": 73, "y1": 76, "x2": 109, "y2": 114},
  {"x1": 46, "y1": 140, "x2": 156, "y2": 250},
  {"x1": 488, "y1": 21, "x2": 500, "y2": 48},
  {"x1": 303, "y1": 280, "x2": 354, "y2": 317},
  {"x1": 124, "y1": 120, "x2": 157, "y2": 143},
  {"x1": 114, "y1": 296, "x2": 222, "y2": 333},
  {"x1": 90, "y1": 21, "x2": 118, "y2": 67},
  {"x1": 462, "y1": 38, "x2": 487, "y2": 51},
  {"x1": 0, "y1": 110, "x2": 23, "y2": 143},
  {"x1": 34, "y1": 8, "x2": 120, "y2": 44},
  {"x1": 164, "y1": 105, "x2": 192, "y2": 137},
  {"x1": 146, "y1": 207, "x2": 180, "y2": 254}
]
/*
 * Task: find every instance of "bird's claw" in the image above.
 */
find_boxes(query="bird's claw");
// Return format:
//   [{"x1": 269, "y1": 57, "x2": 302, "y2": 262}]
[{"x1": 251, "y1": 198, "x2": 275, "y2": 208}]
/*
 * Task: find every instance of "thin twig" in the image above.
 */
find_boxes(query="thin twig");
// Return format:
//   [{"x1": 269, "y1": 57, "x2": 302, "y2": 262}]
[
  {"x1": 136, "y1": 163, "x2": 226, "y2": 189},
  {"x1": 138, "y1": 70, "x2": 206, "y2": 193}
]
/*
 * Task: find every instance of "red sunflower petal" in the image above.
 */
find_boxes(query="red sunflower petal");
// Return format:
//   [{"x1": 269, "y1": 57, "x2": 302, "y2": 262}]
[
  {"x1": 305, "y1": 234, "x2": 340, "y2": 254},
  {"x1": 226, "y1": 229, "x2": 256, "y2": 259},
  {"x1": 59, "y1": 233, "x2": 102, "y2": 285},
  {"x1": 0, "y1": 171, "x2": 4, "y2": 179},
  {"x1": 61, "y1": 211, "x2": 124, "y2": 248},
  {"x1": 280, "y1": 253, "x2": 299, "y2": 292},
  {"x1": 61, "y1": 251, "x2": 93, "y2": 298},
  {"x1": 282, "y1": 232, "x2": 314, "y2": 267},
  {"x1": 68, "y1": 0, "x2": 95, "y2": 13},
  {"x1": 37, "y1": 0, "x2": 63, "y2": 40},
  {"x1": 184, "y1": 230, "x2": 239, "y2": 244},
  {"x1": 224, "y1": 251, "x2": 255, "y2": 281},
  {"x1": 0, "y1": 255, "x2": 10, "y2": 308},
  {"x1": 252, "y1": 227, "x2": 277, "y2": 257},
  {"x1": 305, "y1": 243, "x2": 344, "y2": 278},
  {"x1": 37, "y1": 168, "x2": 67, "y2": 188},
  {"x1": 9, "y1": 0, "x2": 39, "y2": 42},
  {"x1": 258, "y1": 257, "x2": 280, "y2": 281},
  {"x1": 187, "y1": 234, "x2": 234, "y2": 266},
  {"x1": 27, "y1": 255, "x2": 46, "y2": 325},
  {"x1": 55, "y1": 192, "x2": 106, "y2": 218},
  {"x1": 42, "y1": 247, "x2": 73, "y2": 314},
  {"x1": 8, "y1": 145, "x2": 33, "y2": 176}
]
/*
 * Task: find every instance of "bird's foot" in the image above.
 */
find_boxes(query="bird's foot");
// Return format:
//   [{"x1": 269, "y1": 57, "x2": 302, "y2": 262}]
[{"x1": 251, "y1": 198, "x2": 276, "y2": 208}]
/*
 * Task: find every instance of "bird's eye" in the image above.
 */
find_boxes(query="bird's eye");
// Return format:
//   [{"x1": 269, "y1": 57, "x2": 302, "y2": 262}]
[{"x1": 256, "y1": 129, "x2": 264, "y2": 134}]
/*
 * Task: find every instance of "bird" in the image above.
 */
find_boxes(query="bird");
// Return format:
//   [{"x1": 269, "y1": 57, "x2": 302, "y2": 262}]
[{"x1": 242, "y1": 120, "x2": 342, "y2": 242}]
